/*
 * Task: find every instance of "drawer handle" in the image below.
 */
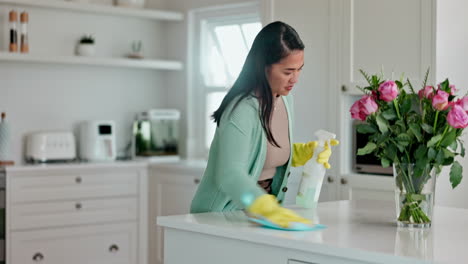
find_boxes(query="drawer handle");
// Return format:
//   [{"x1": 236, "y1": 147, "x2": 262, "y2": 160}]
[
  {"x1": 75, "y1": 176, "x2": 82, "y2": 184},
  {"x1": 109, "y1": 244, "x2": 119, "y2": 253},
  {"x1": 194, "y1": 178, "x2": 200, "y2": 184},
  {"x1": 75, "y1": 202, "x2": 82, "y2": 210},
  {"x1": 32, "y1": 252, "x2": 44, "y2": 261}
]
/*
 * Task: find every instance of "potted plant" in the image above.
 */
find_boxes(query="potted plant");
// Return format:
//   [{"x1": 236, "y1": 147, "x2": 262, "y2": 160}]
[
  {"x1": 115, "y1": 0, "x2": 145, "y2": 8},
  {"x1": 127, "y1": 40, "x2": 143, "y2": 59},
  {"x1": 76, "y1": 34, "x2": 95, "y2": 56}
]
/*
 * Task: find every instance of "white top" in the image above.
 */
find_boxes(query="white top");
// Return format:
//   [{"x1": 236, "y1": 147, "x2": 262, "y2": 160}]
[{"x1": 158, "y1": 199, "x2": 467, "y2": 264}]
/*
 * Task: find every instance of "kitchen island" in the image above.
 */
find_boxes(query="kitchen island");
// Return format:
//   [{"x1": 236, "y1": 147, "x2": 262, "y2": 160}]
[{"x1": 157, "y1": 199, "x2": 466, "y2": 264}]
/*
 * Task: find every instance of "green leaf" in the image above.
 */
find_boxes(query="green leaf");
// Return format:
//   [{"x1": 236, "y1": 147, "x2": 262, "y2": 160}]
[
  {"x1": 393, "y1": 120, "x2": 406, "y2": 135},
  {"x1": 428, "y1": 148, "x2": 437, "y2": 160},
  {"x1": 400, "y1": 96, "x2": 412, "y2": 114},
  {"x1": 443, "y1": 157, "x2": 454, "y2": 166},
  {"x1": 359, "y1": 69, "x2": 373, "y2": 85},
  {"x1": 449, "y1": 140, "x2": 458, "y2": 152},
  {"x1": 442, "y1": 149, "x2": 456, "y2": 165},
  {"x1": 357, "y1": 142, "x2": 377, "y2": 155},
  {"x1": 395, "y1": 80, "x2": 403, "y2": 89},
  {"x1": 384, "y1": 144, "x2": 398, "y2": 161},
  {"x1": 427, "y1": 135, "x2": 443, "y2": 148},
  {"x1": 356, "y1": 123, "x2": 377, "y2": 134},
  {"x1": 450, "y1": 161, "x2": 463, "y2": 189},
  {"x1": 409, "y1": 123, "x2": 422, "y2": 142},
  {"x1": 396, "y1": 133, "x2": 411, "y2": 147},
  {"x1": 382, "y1": 108, "x2": 397, "y2": 120},
  {"x1": 461, "y1": 141, "x2": 466, "y2": 157},
  {"x1": 372, "y1": 75, "x2": 379, "y2": 86},
  {"x1": 442, "y1": 148, "x2": 455, "y2": 158},
  {"x1": 439, "y1": 79, "x2": 450, "y2": 93},
  {"x1": 407, "y1": 78, "x2": 416, "y2": 94},
  {"x1": 376, "y1": 115, "x2": 389, "y2": 133},
  {"x1": 381, "y1": 158, "x2": 390, "y2": 168},
  {"x1": 435, "y1": 149, "x2": 445, "y2": 164},
  {"x1": 421, "y1": 67, "x2": 430, "y2": 89},
  {"x1": 414, "y1": 145, "x2": 427, "y2": 159},
  {"x1": 440, "y1": 128, "x2": 457, "y2": 147},
  {"x1": 421, "y1": 123, "x2": 433, "y2": 134},
  {"x1": 414, "y1": 157, "x2": 428, "y2": 180}
]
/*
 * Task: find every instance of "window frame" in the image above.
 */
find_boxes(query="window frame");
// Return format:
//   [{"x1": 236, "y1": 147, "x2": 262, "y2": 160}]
[{"x1": 188, "y1": 2, "x2": 261, "y2": 159}]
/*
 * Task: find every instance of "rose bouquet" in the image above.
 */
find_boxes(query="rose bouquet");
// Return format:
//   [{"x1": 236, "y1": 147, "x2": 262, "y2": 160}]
[{"x1": 350, "y1": 69, "x2": 466, "y2": 227}]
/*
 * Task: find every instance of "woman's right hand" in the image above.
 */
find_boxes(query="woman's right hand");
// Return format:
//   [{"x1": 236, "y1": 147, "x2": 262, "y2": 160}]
[{"x1": 246, "y1": 194, "x2": 311, "y2": 228}]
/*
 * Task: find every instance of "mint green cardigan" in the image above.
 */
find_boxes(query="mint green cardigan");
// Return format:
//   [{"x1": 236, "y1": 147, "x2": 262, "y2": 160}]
[{"x1": 190, "y1": 94, "x2": 294, "y2": 213}]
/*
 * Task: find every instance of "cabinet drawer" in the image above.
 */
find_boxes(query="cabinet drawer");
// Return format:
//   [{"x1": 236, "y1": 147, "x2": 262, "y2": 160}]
[
  {"x1": 10, "y1": 171, "x2": 139, "y2": 203},
  {"x1": 10, "y1": 197, "x2": 138, "y2": 230},
  {"x1": 10, "y1": 222, "x2": 137, "y2": 264}
]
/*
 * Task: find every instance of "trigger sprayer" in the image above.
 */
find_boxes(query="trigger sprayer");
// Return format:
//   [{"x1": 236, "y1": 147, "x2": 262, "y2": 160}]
[{"x1": 296, "y1": 130, "x2": 337, "y2": 211}]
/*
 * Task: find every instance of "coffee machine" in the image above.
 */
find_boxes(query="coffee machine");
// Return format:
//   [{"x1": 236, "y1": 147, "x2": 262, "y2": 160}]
[{"x1": 132, "y1": 109, "x2": 180, "y2": 158}]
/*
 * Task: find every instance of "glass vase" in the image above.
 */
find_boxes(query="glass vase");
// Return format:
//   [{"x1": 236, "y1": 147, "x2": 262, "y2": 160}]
[{"x1": 393, "y1": 163, "x2": 437, "y2": 228}]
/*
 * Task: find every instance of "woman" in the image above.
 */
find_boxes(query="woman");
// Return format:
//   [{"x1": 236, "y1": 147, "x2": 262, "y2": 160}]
[{"x1": 191, "y1": 21, "x2": 336, "y2": 228}]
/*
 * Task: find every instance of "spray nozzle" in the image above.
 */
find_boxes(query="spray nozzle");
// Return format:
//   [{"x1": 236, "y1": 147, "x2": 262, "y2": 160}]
[{"x1": 314, "y1": 129, "x2": 336, "y2": 146}]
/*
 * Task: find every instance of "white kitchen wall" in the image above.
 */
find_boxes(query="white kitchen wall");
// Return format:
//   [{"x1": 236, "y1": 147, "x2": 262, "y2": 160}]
[
  {"x1": 270, "y1": 0, "x2": 330, "y2": 142},
  {"x1": 0, "y1": 1, "x2": 175, "y2": 163},
  {"x1": 159, "y1": 0, "x2": 260, "y2": 159},
  {"x1": 435, "y1": 0, "x2": 468, "y2": 209}
]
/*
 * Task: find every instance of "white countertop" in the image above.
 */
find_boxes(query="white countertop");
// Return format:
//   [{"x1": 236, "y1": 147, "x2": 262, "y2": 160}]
[
  {"x1": 3, "y1": 156, "x2": 196, "y2": 172},
  {"x1": 4, "y1": 160, "x2": 149, "y2": 172},
  {"x1": 158, "y1": 199, "x2": 466, "y2": 264}
]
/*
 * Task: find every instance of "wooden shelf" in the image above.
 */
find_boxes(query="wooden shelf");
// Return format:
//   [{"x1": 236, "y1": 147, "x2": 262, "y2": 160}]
[
  {"x1": 0, "y1": 52, "x2": 183, "y2": 70},
  {"x1": 0, "y1": 0, "x2": 183, "y2": 21}
]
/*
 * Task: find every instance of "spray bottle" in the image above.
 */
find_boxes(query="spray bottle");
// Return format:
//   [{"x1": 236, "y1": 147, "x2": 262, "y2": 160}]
[{"x1": 296, "y1": 130, "x2": 337, "y2": 211}]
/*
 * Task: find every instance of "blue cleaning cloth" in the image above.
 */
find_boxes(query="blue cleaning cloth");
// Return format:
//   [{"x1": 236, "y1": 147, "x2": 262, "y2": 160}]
[{"x1": 248, "y1": 217, "x2": 326, "y2": 231}]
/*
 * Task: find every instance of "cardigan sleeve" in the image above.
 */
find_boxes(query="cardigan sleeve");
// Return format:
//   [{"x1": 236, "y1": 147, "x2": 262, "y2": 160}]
[{"x1": 213, "y1": 104, "x2": 266, "y2": 208}]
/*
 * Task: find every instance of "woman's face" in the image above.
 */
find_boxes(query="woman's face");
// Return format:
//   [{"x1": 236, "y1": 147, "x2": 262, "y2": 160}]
[{"x1": 266, "y1": 50, "x2": 304, "y2": 97}]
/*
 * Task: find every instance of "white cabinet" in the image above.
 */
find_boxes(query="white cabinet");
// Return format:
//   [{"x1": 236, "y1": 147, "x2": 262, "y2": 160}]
[
  {"x1": 336, "y1": 0, "x2": 435, "y2": 201},
  {"x1": 10, "y1": 223, "x2": 137, "y2": 264},
  {"x1": 339, "y1": 0, "x2": 435, "y2": 95},
  {"x1": 148, "y1": 161, "x2": 206, "y2": 264},
  {"x1": 5, "y1": 162, "x2": 148, "y2": 264}
]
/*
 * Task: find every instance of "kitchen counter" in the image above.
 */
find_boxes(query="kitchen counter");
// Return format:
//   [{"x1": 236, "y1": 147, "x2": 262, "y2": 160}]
[
  {"x1": 4, "y1": 156, "x2": 187, "y2": 173},
  {"x1": 4, "y1": 160, "x2": 149, "y2": 172},
  {"x1": 157, "y1": 199, "x2": 466, "y2": 264}
]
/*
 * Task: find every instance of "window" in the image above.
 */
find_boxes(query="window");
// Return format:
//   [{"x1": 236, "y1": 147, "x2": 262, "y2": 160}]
[{"x1": 189, "y1": 3, "x2": 261, "y2": 157}]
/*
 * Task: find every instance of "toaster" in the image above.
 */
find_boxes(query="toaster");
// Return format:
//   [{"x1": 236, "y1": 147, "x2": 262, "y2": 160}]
[{"x1": 25, "y1": 131, "x2": 77, "y2": 163}]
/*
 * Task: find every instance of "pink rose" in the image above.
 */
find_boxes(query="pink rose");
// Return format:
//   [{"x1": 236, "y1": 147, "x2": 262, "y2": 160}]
[
  {"x1": 350, "y1": 95, "x2": 378, "y2": 121},
  {"x1": 378, "y1": 81, "x2": 399, "y2": 102},
  {"x1": 456, "y1": 97, "x2": 468, "y2": 112},
  {"x1": 418, "y1": 86, "x2": 435, "y2": 99},
  {"x1": 350, "y1": 101, "x2": 366, "y2": 121},
  {"x1": 447, "y1": 104, "x2": 468, "y2": 129},
  {"x1": 432, "y1": 90, "x2": 450, "y2": 110},
  {"x1": 450, "y1": 84, "x2": 457, "y2": 95}
]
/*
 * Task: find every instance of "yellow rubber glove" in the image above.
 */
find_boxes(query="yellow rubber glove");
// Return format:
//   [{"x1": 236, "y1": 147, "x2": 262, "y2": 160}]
[
  {"x1": 291, "y1": 141, "x2": 318, "y2": 167},
  {"x1": 316, "y1": 139, "x2": 339, "y2": 169},
  {"x1": 292, "y1": 139, "x2": 339, "y2": 168},
  {"x1": 247, "y1": 194, "x2": 311, "y2": 228}
]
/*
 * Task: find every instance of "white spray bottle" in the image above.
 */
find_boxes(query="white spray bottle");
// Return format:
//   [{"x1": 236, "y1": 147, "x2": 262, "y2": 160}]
[{"x1": 296, "y1": 129, "x2": 337, "y2": 211}]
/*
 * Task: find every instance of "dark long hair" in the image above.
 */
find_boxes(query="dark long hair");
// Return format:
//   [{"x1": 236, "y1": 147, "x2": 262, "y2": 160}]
[{"x1": 212, "y1": 21, "x2": 304, "y2": 147}]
